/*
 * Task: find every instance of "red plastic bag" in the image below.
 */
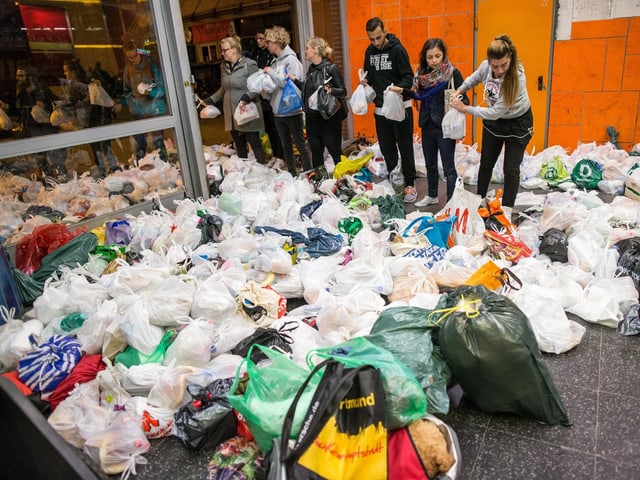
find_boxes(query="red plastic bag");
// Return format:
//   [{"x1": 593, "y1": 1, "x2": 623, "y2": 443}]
[
  {"x1": 484, "y1": 230, "x2": 532, "y2": 263},
  {"x1": 16, "y1": 224, "x2": 83, "y2": 275}
]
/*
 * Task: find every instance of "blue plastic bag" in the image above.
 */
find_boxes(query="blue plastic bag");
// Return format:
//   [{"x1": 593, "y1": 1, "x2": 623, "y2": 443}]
[{"x1": 278, "y1": 77, "x2": 303, "y2": 115}]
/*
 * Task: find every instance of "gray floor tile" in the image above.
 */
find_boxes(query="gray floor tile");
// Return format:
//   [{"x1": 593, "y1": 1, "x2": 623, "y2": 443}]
[
  {"x1": 595, "y1": 455, "x2": 640, "y2": 480},
  {"x1": 597, "y1": 337, "x2": 640, "y2": 399},
  {"x1": 594, "y1": 391, "x2": 640, "y2": 466},
  {"x1": 487, "y1": 383, "x2": 597, "y2": 454},
  {"x1": 467, "y1": 429, "x2": 595, "y2": 480}
]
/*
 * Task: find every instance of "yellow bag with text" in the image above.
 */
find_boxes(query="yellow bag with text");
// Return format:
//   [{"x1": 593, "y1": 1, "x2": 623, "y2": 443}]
[{"x1": 279, "y1": 359, "x2": 387, "y2": 480}]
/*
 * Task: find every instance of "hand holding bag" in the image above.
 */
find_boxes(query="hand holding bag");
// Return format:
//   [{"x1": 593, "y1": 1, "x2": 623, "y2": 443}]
[
  {"x1": 317, "y1": 66, "x2": 341, "y2": 120},
  {"x1": 278, "y1": 76, "x2": 303, "y2": 114},
  {"x1": 443, "y1": 77, "x2": 455, "y2": 114}
]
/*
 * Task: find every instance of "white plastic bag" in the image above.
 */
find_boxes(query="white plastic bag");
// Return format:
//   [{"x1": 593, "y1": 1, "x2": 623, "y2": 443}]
[
  {"x1": 442, "y1": 108, "x2": 466, "y2": 139},
  {"x1": 246, "y1": 70, "x2": 266, "y2": 93},
  {"x1": 381, "y1": 85, "x2": 406, "y2": 122},
  {"x1": 308, "y1": 86, "x2": 321, "y2": 111},
  {"x1": 83, "y1": 413, "x2": 150, "y2": 476},
  {"x1": 200, "y1": 104, "x2": 221, "y2": 119},
  {"x1": 233, "y1": 101, "x2": 260, "y2": 126},
  {"x1": 88, "y1": 81, "x2": 114, "y2": 107},
  {"x1": 349, "y1": 69, "x2": 375, "y2": 115}
]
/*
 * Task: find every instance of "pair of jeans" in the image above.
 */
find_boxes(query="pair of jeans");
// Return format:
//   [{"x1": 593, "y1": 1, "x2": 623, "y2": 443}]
[{"x1": 421, "y1": 123, "x2": 457, "y2": 200}]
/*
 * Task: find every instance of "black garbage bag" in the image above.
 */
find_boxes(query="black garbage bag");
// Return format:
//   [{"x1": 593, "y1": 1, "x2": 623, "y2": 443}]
[
  {"x1": 436, "y1": 285, "x2": 570, "y2": 426},
  {"x1": 614, "y1": 237, "x2": 640, "y2": 292},
  {"x1": 199, "y1": 214, "x2": 223, "y2": 244},
  {"x1": 619, "y1": 303, "x2": 640, "y2": 336},
  {"x1": 173, "y1": 378, "x2": 237, "y2": 450},
  {"x1": 231, "y1": 321, "x2": 297, "y2": 363},
  {"x1": 366, "y1": 306, "x2": 452, "y2": 414},
  {"x1": 539, "y1": 227, "x2": 569, "y2": 262}
]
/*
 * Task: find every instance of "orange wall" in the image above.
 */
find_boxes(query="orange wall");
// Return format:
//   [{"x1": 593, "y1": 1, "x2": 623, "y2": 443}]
[
  {"x1": 344, "y1": 2, "x2": 640, "y2": 151},
  {"x1": 548, "y1": 17, "x2": 640, "y2": 151}
]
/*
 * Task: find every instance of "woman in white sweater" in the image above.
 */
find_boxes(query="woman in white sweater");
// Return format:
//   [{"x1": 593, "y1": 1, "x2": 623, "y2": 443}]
[{"x1": 449, "y1": 34, "x2": 533, "y2": 217}]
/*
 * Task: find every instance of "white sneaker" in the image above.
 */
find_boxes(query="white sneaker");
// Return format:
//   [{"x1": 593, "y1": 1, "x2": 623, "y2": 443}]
[{"x1": 415, "y1": 195, "x2": 439, "y2": 207}]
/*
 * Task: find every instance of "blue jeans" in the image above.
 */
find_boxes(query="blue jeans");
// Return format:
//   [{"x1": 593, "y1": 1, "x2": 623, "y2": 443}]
[{"x1": 421, "y1": 123, "x2": 457, "y2": 200}]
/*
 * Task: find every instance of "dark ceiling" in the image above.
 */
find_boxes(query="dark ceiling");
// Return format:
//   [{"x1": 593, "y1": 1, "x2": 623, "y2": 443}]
[{"x1": 180, "y1": 0, "x2": 291, "y2": 25}]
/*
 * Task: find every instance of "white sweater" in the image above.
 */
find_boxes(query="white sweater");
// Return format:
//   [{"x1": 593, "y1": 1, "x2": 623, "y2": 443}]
[{"x1": 460, "y1": 59, "x2": 531, "y2": 120}]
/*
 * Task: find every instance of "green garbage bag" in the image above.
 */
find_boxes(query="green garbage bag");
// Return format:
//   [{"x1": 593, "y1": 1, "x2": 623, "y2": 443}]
[
  {"x1": 436, "y1": 285, "x2": 570, "y2": 426},
  {"x1": 571, "y1": 158, "x2": 602, "y2": 190},
  {"x1": 227, "y1": 344, "x2": 321, "y2": 453},
  {"x1": 12, "y1": 267, "x2": 43, "y2": 306},
  {"x1": 366, "y1": 306, "x2": 452, "y2": 414},
  {"x1": 114, "y1": 329, "x2": 176, "y2": 368},
  {"x1": 308, "y1": 336, "x2": 427, "y2": 429},
  {"x1": 32, "y1": 232, "x2": 98, "y2": 284}
]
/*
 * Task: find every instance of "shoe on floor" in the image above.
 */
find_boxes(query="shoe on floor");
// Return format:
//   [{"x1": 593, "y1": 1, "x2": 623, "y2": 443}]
[
  {"x1": 415, "y1": 195, "x2": 439, "y2": 207},
  {"x1": 403, "y1": 186, "x2": 417, "y2": 203}
]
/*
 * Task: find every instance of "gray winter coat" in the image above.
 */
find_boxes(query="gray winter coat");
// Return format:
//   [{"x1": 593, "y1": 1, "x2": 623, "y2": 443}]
[{"x1": 209, "y1": 56, "x2": 264, "y2": 132}]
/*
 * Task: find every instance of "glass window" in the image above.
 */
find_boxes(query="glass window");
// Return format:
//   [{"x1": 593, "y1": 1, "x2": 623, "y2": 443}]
[
  {"x1": 0, "y1": 1, "x2": 198, "y2": 246},
  {"x1": 0, "y1": 0, "x2": 170, "y2": 148}
]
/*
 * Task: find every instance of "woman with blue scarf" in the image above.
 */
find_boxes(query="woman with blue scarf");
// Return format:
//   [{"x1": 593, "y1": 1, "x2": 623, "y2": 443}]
[{"x1": 391, "y1": 38, "x2": 468, "y2": 205}]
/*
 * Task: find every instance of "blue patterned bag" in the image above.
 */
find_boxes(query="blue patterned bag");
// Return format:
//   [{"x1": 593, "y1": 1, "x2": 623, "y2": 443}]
[{"x1": 17, "y1": 334, "x2": 83, "y2": 393}]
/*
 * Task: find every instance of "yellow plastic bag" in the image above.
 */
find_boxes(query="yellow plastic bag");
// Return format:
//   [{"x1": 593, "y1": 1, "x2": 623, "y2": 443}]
[{"x1": 333, "y1": 151, "x2": 373, "y2": 179}]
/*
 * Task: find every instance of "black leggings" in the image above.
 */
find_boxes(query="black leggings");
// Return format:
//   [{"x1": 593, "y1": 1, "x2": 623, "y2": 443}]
[
  {"x1": 307, "y1": 130, "x2": 342, "y2": 168},
  {"x1": 476, "y1": 108, "x2": 533, "y2": 207}
]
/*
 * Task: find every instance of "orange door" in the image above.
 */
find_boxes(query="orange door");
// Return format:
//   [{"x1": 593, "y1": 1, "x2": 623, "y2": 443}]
[{"x1": 474, "y1": 0, "x2": 555, "y2": 153}]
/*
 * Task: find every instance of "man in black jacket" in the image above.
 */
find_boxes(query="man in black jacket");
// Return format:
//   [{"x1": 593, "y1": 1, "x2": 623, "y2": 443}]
[{"x1": 362, "y1": 17, "x2": 417, "y2": 203}]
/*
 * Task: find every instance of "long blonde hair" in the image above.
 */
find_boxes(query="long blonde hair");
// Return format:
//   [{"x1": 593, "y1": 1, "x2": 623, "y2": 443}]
[{"x1": 487, "y1": 34, "x2": 520, "y2": 107}]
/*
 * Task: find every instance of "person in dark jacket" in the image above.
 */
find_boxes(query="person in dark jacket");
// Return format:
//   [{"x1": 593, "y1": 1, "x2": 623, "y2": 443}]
[
  {"x1": 293, "y1": 37, "x2": 347, "y2": 177},
  {"x1": 391, "y1": 38, "x2": 469, "y2": 204},
  {"x1": 362, "y1": 17, "x2": 417, "y2": 203}
]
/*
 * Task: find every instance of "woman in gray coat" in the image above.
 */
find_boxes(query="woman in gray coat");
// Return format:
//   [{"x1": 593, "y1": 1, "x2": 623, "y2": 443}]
[{"x1": 207, "y1": 35, "x2": 266, "y2": 164}]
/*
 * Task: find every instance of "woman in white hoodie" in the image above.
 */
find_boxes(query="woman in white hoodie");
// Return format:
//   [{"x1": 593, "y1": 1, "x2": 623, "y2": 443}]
[
  {"x1": 263, "y1": 26, "x2": 312, "y2": 176},
  {"x1": 450, "y1": 35, "x2": 533, "y2": 219}
]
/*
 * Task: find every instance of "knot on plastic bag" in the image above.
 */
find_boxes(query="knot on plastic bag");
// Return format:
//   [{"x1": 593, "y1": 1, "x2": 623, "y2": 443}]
[{"x1": 427, "y1": 294, "x2": 481, "y2": 325}]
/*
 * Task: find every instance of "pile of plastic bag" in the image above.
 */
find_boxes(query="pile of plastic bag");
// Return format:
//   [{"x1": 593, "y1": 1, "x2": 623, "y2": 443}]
[{"x1": 1, "y1": 138, "x2": 640, "y2": 478}]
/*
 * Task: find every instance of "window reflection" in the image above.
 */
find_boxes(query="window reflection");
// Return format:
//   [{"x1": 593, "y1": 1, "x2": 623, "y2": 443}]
[
  {"x1": 0, "y1": 1, "x2": 183, "y2": 246},
  {"x1": 0, "y1": 0, "x2": 170, "y2": 157}
]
